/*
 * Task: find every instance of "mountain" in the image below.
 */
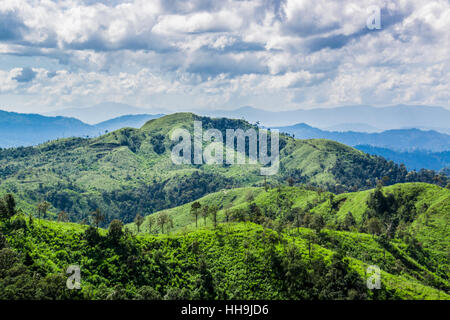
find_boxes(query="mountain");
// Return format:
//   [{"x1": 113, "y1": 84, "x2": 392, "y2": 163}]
[
  {"x1": 274, "y1": 123, "x2": 450, "y2": 152},
  {"x1": 200, "y1": 105, "x2": 450, "y2": 132},
  {"x1": 0, "y1": 110, "x2": 94, "y2": 148},
  {"x1": 356, "y1": 145, "x2": 450, "y2": 172},
  {"x1": 0, "y1": 110, "x2": 163, "y2": 148},
  {"x1": 0, "y1": 113, "x2": 447, "y2": 227},
  {"x1": 45, "y1": 102, "x2": 162, "y2": 124},
  {"x1": 94, "y1": 114, "x2": 164, "y2": 133},
  {"x1": 325, "y1": 123, "x2": 381, "y2": 133}
]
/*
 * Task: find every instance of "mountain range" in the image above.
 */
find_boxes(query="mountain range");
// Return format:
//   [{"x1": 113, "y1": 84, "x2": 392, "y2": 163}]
[
  {"x1": 201, "y1": 105, "x2": 450, "y2": 133},
  {"x1": 45, "y1": 102, "x2": 166, "y2": 124},
  {"x1": 0, "y1": 110, "x2": 163, "y2": 148},
  {"x1": 274, "y1": 123, "x2": 450, "y2": 152},
  {"x1": 45, "y1": 103, "x2": 450, "y2": 133}
]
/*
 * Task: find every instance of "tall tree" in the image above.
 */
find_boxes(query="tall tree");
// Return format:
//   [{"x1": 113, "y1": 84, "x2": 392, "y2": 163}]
[
  {"x1": 57, "y1": 210, "x2": 68, "y2": 222},
  {"x1": 108, "y1": 219, "x2": 124, "y2": 242},
  {"x1": 202, "y1": 205, "x2": 210, "y2": 226},
  {"x1": 210, "y1": 205, "x2": 218, "y2": 229},
  {"x1": 190, "y1": 202, "x2": 201, "y2": 228},
  {"x1": 37, "y1": 201, "x2": 50, "y2": 221},
  {"x1": 147, "y1": 215, "x2": 155, "y2": 234},
  {"x1": 157, "y1": 212, "x2": 172, "y2": 234},
  {"x1": 367, "y1": 217, "x2": 383, "y2": 238},
  {"x1": 134, "y1": 213, "x2": 144, "y2": 233},
  {"x1": 91, "y1": 208, "x2": 105, "y2": 230},
  {"x1": 0, "y1": 194, "x2": 17, "y2": 221}
]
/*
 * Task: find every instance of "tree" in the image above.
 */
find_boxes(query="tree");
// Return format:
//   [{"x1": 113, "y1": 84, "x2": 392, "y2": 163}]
[
  {"x1": 367, "y1": 217, "x2": 383, "y2": 238},
  {"x1": 157, "y1": 212, "x2": 172, "y2": 234},
  {"x1": 224, "y1": 203, "x2": 232, "y2": 223},
  {"x1": 57, "y1": 210, "x2": 68, "y2": 222},
  {"x1": 292, "y1": 207, "x2": 303, "y2": 234},
  {"x1": 147, "y1": 215, "x2": 155, "y2": 233},
  {"x1": 37, "y1": 201, "x2": 50, "y2": 221},
  {"x1": 210, "y1": 205, "x2": 218, "y2": 229},
  {"x1": 311, "y1": 214, "x2": 325, "y2": 234},
  {"x1": 91, "y1": 208, "x2": 105, "y2": 230},
  {"x1": 134, "y1": 213, "x2": 144, "y2": 233},
  {"x1": 190, "y1": 201, "x2": 201, "y2": 228},
  {"x1": 287, "y1": 177, "x2": 294, "y2": 187},
  {"x1": 343, "y1": 211, "x2": 356, "y2": 230},
  {"x1": 202, "y1": 205, "x2": 210, "y2": 226},
  {"x1": 0, "y1": 194, "x2": 17, "y2": 221},
  {"x1": 108, "y1": 219, "x2": 124, "y2": 242}
]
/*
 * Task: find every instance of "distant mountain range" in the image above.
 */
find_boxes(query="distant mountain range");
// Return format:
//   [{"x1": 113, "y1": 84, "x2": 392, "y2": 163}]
[
  {"x1": 355, "y1": 145, "x2": 450, "y2": 172},
  {"x1": 200, "y1": 105, "x2": 450, "y2": 134},
  {"x1": 46, "y1": 103, "x2": 450, "y2": 133},
  {"x1": 1, "y1": 107, "x2": 450, "y2": 172},
  {"x1": 274, "y1": 123, "x2": 450, "y2": 152},
  {"x1": 0, "y1": 110, "x2": 163, "y2": 148},
  {"x1": 45, "y1": 102, "x2": 166, "y2": 124}
]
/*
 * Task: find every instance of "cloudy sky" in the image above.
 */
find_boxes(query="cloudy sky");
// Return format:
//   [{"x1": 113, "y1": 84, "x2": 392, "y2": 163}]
[{"x1": 0, "y1": 0, "x2": 449, "y2": 114}]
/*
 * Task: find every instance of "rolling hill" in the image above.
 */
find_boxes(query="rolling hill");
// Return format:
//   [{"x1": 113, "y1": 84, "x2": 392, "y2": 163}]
[
  {"x1": 0, "y1": 113, "x2": 447, "y2": 227},
  {"x1": 0, "y1": 182, "x2": 448, "y2": 300}
]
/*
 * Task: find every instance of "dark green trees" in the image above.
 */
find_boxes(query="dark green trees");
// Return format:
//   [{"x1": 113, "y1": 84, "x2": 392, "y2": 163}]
[
  {"x1": 108, "y1": 219, "x2": 124, "y2": 242},
  {"x1": 0, "y1": 194, "x2": 17, "y2": 222},
  {"x1": 190, "y1": 201, "x2": 201, "y2": 228}
]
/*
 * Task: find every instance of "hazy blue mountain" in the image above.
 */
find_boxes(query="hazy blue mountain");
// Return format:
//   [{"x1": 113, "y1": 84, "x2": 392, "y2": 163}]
[
  {"x1": 95, "y1": 114, "x2": 164, "y2": 133},
  {"x1": 0, "y1": 110, "x2": 94, "y2": 148},
  {"x1": 0, "y1": 110, "x2": 163, "y2": 148},
  {"x1": 45, "y1": 102, "x2": 162, "y2": 124},
  {"x1": 275, "y1": 123, "x2": 450, "y2": 152},
  {"x1": 201, "y1": 105, "x2": 450, "y2": 133},
  {"x1": 356, "y1": 145, "x2": 450, "y2": 172},
  {"x1": 324, "y1": 123, "x2": 381, "y2": 133}
]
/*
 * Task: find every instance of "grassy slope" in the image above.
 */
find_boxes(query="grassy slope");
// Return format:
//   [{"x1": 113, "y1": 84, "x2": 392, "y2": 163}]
[
  {"x1": 130, "y1": 183, "x2": 449, "y2": 254},
  {"x1": 2, "y1": 217, "x2": 448, "y2": 300},
  {"x1": 126, "y1": 182, "x2": 449, "y2": 296}
]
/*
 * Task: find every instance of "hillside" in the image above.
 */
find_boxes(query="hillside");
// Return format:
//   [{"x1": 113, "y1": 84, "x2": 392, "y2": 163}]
[
  {"x1": 130, "y1": 183, "x2": 449, "y2": 256},
  {"x1": 127, "y1": 182, "x2": 450, "y2": 296},
  {"x1": 0, "y1": 184, "x2": 448, "y2": 300},
  {"x1": 0, "y1": 113, "x2": 447, "y2": 226}
]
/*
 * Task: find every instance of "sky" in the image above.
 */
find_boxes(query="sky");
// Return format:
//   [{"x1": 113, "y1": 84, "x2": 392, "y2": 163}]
[{"x1": 0, "y1": 0, "x2": 449, "y2": 114}]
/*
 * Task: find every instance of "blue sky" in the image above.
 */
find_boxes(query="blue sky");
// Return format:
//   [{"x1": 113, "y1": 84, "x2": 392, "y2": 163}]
[{"x1": 0, "y1": 0, "x2": 449, "y2": 113}]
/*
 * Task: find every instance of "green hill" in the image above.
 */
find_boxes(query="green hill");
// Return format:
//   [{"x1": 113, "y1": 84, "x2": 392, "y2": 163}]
[
  {"x1": 0, "y1": 214, "x2": 448, "y2": 300},
  {"x1": 127, "y1": 182, "x2": 449, "y2": 295},
  {"x1": 0, "y1": 113, "x2": 447, "y2": 226}
]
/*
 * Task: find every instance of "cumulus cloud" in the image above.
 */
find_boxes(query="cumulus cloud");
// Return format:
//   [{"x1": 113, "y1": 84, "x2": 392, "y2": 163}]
[
  {"x1": 0, "y1": 0, "x2": 448, "y2": 112},
  {"x1": 12, "y1": 67, "x2": 37, "y2": 83}
]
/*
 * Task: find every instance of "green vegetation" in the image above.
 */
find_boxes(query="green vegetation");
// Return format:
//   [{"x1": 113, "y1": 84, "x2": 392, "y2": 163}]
[
  {"x1": 0, "y1": 113, "x2": 446, "y2": 227},
  {"x1": 0, "y1": 113, "x2": 448, "y2": 300}
]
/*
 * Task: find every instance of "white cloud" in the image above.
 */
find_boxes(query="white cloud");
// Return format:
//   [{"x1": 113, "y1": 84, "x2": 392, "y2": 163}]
[{"x1": 0, "y1": 0, "x2": 448, "y2": 112}]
